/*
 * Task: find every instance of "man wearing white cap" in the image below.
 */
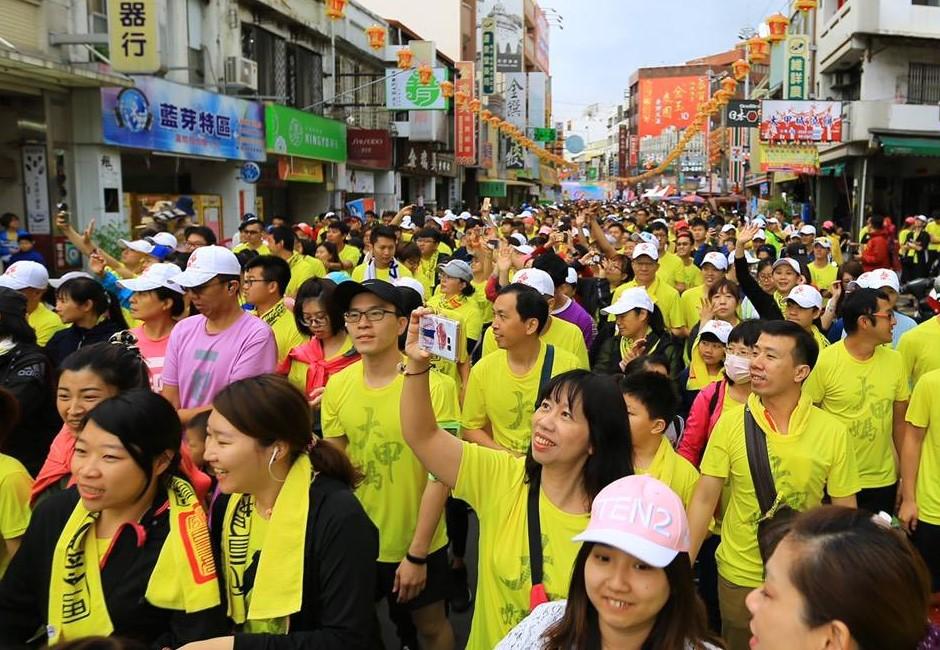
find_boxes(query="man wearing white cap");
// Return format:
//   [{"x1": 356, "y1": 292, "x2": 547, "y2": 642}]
[
  {"x1": 480, "y1": 267, "x2": 589, "y2": 368},
  {"x1": 610, "y1": 242, "x2": 686, "y2": 338},
  {"x1": 784, "y1": 284, "x2": 829, "y2": 351},
  {"x1": 849, "y1": 268, "x2": 917, "y2": 349},
  {"x1": 163, "y1": 245, "x2": 277, "y2": 423},
  {"x1": 808, "y1": 237, "x2": 837, "y2": 295},
  {"x1": 804, "y1": 287, "x2": 909, "y2": 516},
  {"x1": 0, "y1": 260, "x2": 66, "y2": 346},
  {"x1": 462, "y1": 283, "x2": 582, "y2": 455},
  {"x1": 680, "y1": 251, "x2": 728, "y2": 334}
]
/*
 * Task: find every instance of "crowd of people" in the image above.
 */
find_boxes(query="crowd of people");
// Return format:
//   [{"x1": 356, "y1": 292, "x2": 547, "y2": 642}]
[{"x1": 0, "y1": 197, "x2": 938, "y2": 650}]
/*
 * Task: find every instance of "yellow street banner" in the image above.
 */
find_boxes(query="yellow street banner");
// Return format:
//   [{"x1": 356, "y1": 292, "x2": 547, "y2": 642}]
[{"x1": 108, "y1": 0, "x2": 161, "y2": 73}]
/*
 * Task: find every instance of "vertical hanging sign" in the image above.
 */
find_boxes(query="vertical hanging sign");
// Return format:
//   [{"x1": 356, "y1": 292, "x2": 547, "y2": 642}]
[
  {"x1": 455, "y1": 62, "x2": 477, "y2": 165},
  {"x1": 107, "y1": 0, "x2": 161, "y2": 73},
  {"x1": 481, "y1": 17, "x2": 496, "y2": 95}
]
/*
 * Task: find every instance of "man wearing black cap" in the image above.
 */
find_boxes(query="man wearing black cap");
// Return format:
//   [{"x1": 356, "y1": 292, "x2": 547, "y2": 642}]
[{"x1": 321, "y1": 279, "x2": 458, "y2": 650}]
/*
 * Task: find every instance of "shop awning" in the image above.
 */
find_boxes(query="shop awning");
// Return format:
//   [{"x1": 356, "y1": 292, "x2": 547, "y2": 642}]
[
  {"x1": 0, "y1": 48, "x2": 132, "y2": 94},
  {"x1": 819, "y1": 162, "x2": 846, "y2": 176},
  {"x1": 879, "y1": 136, "x2": 940, "y2": 158}
]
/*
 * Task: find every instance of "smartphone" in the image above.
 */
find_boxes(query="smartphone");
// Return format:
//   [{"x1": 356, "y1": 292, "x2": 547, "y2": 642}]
[
  {"x1": 482, "y1": 197, "x2": 491, "y2": 212},
  {"x1": 56, "y1": 202, "x2": 69, "y2": 212},
  {"x1": 419, "y1": 313, "x2": 461, "y2": 362}
]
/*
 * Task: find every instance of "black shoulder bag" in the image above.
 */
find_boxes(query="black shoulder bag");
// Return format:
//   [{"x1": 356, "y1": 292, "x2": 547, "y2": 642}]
[
  {"x1": 526, "y1": 344, "x2": 556, "y2": 610},
  {"x1": 744, "y1": 406, "x2": 796, "y2": 565}
]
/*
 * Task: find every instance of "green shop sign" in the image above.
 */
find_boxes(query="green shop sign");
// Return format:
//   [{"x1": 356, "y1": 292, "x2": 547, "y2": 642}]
[
  {"x1": 265, "y1": 104, "x2": 347, "y2": 162},
  {"x1": 479, "y1": 180, "x2": 507, "y2": 198}
]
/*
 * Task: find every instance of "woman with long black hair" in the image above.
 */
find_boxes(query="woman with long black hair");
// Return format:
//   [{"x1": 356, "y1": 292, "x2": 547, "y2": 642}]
[
  {"x1": 0, "y1": 390, "x2": 227, "y2": 646},
  {"x1": 46, "y1": 277, "x2": 127, "y2": 366}
]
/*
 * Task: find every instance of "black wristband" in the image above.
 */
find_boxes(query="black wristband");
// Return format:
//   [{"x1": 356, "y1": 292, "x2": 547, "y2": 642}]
[{"x1": 405, "y1": 552, "x2": 428, "y2": 565}]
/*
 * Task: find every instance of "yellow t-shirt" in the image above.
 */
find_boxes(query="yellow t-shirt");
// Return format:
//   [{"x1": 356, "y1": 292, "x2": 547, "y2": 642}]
[
  {"x1": 803, "y1": 341, "x2": 910, "y2": 489},
  {"x1": 611, "y1": 278, "x2": 685, "y2": 331},
  {"x1": 656, "y1": 251, "x2": 683, "y2": 289},
  {"x1": 671, "y1": 258, "x2": 703, "y2": 293},
  {"x1": 427, "y1": 293, "x2": 483, "y2": 343},
  {"x1": 350, "y1": 263, "x2": 413, "y2": 283},
  {"x1": 898, "y1": 317, "x2": 940, "y2": 388},
  {"x1": 680, "y1": 284, "x2": 707, "y2": 333},
  {"x1": 471, "y1": 279, "x2": 494, "y2": 324},
  {"x1": 232, "y1": 243, "x2": 271, "y2": 256},
  {"x1": 336, "y1": 244, "x2": 362, "y2": 269},
  {"x1": 285, "y1": 253, "x2": 326, "y2": 298},
  {"x1": 481, "y1": 316, "x2": 589, "y2": 369},
  {"x1": 808, "y1": 261, "x2": 838, "y2": 292},
  {"x1": 462, "y1": 341, "x2": 583, "y2": 453},
  {"x1": 636, "y1": 437, "x2": 699, "y2": 508},
  {"x1": 700, "y1": 393, "x2": 860, "y2": 587},
  {"x1": 906, "y1": 368, "x2": 940, "y2": 524},
  {"x1": 285, "y1": 335, "x2": 354, "y2": 396},
  {"x1": 415, "y1": 253, "x2": 442, "y2": 298},
  {"x1": 28, "y1": 303, "x2": 66, "y2": 347},
  {"x1": 454, "y1": 443, "x2": 588, "y2": 649},
  {"x1": 256, "y1": 300, "x2": 308, "y2": 364},
  {"x1": 321, "y1": 362, "x2": 459, "y2": 562},
  {"x1": 926, "y1": 221, "x2": 940, "y2": 253},
  {"x1": 0, "y1": 454, "x2": 31, "y2": 578}
]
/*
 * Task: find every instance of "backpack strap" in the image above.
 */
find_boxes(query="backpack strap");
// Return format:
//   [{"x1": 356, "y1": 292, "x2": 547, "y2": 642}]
[
  {"x1": 534, "y1": 344, "x2": 555, "y2": 410},
  {"x1": 527, "y1": 478, "x2": 548, "y2": 610},
  {"x1": 744, "y1": 406, "x2": 778, "y2": 517}
]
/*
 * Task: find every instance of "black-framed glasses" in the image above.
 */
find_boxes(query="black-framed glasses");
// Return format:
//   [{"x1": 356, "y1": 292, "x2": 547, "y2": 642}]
[
  {"x1": 344, "y1": 308, "x2": 397, "y2": 324},
  {"x1": 301, "y1": 312, "x2": 329, "y2": 327},
  {"x1": 242, "y1": 277, "x2": 269, "y2": 287}
]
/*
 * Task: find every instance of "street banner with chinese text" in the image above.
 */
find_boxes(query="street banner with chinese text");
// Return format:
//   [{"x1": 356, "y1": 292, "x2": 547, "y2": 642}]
[
  {"x1": 277, "y1": 158, "x2": 324, "y2": 183},
  {"x1": 759, "y1": 145, "x2": 819, "y2": 175},
  {"x1": 759, "y1": 100, "x2": 843, "y2": 143},
  {"x1": 504, "y1": 137, "x2": 527, "y2": 170},
  {"x1": 637, "y1": 76, "x2": 708, "y2": 138},
  {"x1": 265, "y1": 105, "x2": 346, "y2": 162},
  {"x1": 397, "y1": 141, "x2": 436, "y2": 176},
  {"x1": 783, "y1": 35, "x2": 809, "y2": 100},
  {"x1": 481, "y1": 18, "x2": 496, "y2": 95},
  {"x1": 505, "y1": 73, "x2": 527, "y2": 129},
  {"x1": 477, "y1": 0, "x2": 523, "y2": 72},
  {"x1": 101, "y1": 77, "x2": 265, "y2": 161},
  {"x1": 107, "y1": 0, "x2": 160, "y2": 73},
  {"x1": 455, "y1": 62, "x2": 476, "y2": 165}
]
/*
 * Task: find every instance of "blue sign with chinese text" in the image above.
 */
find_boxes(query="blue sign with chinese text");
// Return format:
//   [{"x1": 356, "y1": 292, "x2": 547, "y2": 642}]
[{"x1": 101, "y1": 77, "x2": 265, "y2": 161}]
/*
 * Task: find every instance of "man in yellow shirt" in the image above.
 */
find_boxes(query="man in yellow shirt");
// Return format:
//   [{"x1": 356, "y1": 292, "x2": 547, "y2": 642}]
[
  {"x1": 611, "y1": 242, "x2": 687, "y2": 338},
  {"x1": 324, "y1": 220, "x2": 362, "y2": 271},
  {"x1": 681, "y1": 251, "x2": 727, "y2": 333},
  {"x1": 322, "y1": 278, "x2": 457, "y2": 650},
  {"x1": 479, "y1": 268, "x2": 589, "y2": 368},
  {"x1": 621, "y1": 370, "x2": 699, "y2": 507},
  {"x1": 687, "y1": 320, "x2": 859, "y2": 650},
  {"x1": 671, "y1": 230, "x2": 703, "y2": 293},
  {"x1": 900, "y1": 366, "x2": 940, "y2": 591},
  {"x1": 898, "y1": 313, "x2": 940, "y2": 388},
  {"x1": 414, "y1": 227, "x2": 447, "y2": 298},
  {"x1": 352, "y1": 225, "x2": 413, "y2": 282},
  {"x1": 804, "y1": 288, "x2": 909, "y2": 514},
  {"x1": 808, "y1": 238, "x2": 838, "y2": 295},
  {"x1": 231, "y1": 215, "x2": 270, "y2": 256},
  {"x1": 0, "y1": 260, "x2": 66, "y2": 346},
  {"x1": 243, "y1": 256, "x2": 307, "y2": 363},
  {"x1": 263, "y1": 226, "x2": 326, "y2": 297},
  {"x1": 462, "y1": 283, "x2": 582, "y2": 455}
]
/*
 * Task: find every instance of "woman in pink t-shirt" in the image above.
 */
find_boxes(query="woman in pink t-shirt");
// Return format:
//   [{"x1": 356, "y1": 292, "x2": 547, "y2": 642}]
[{"x1": 118, "y1": 263, "x2": 186, "y2": 391}]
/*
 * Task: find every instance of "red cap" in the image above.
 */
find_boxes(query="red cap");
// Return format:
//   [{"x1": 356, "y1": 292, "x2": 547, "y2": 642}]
[
  {"x1": 293, "y1": 222, "x2": 315, "y2": 238},
  {"x1": 675, "y1": 220, "x2": 689, "y2": 231},
  {"x1": 905, "y1": 216, "x2": 916, "y2": 225},
  {"x1": 822, "y1": 220, "x2": 835, "y2": 230}
]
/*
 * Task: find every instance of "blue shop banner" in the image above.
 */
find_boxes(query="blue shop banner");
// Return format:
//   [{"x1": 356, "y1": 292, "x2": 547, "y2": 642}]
[{"x1": 101, "y1": 77, "x2": 266, "y2": 162}]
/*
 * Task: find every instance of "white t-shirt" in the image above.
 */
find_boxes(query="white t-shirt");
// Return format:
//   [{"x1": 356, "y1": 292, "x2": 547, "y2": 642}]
[{"x1": 495, "y1": 600, "x2": 721, "y2": 650}]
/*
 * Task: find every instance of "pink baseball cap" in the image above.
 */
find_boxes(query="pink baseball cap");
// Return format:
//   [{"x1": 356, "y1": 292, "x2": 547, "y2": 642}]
[{"x1": 573, "y1": 475, "x2": 690, "y2": 567}]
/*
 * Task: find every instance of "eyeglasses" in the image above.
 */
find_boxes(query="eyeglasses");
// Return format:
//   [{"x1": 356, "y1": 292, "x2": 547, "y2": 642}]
[
  {"x1": 186, "y1": 278, "x2": 229, "y2": 295},
  {"x1": 301, "y1": 312, "x2": 329, "y2": 327},
  {"x1": 344, "y1": 308, "x2": 397, "y2": 324},
  {"x1": 185, "y1": 239, "x2": 207, "y2": 250},
  {"x1": 242, "y1": 277, "x2": 269, "y2": 287},
  {"x1": 872, "y1": 311, "x2": 896, "y2": 323}
]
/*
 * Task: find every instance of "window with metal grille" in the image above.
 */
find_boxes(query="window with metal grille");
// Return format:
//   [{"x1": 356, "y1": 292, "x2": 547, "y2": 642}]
[{"x1": 908, "y1": 62, "x2": 940, "y2": 105}]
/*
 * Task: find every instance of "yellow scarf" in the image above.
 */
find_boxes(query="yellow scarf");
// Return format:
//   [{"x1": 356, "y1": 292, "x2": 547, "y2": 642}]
[
  {"x1": 619, "y1": 327, "x2": 655, "y2": 361},
  {"x1": 222, "y1": 454, "x2": 311, "y2": 630},
  {"x1": 687, "y1": 336, "x2": 724, "y2": 391},
  {"x1": 47, "y1": 478, "x2": 219, "y2": 643}
]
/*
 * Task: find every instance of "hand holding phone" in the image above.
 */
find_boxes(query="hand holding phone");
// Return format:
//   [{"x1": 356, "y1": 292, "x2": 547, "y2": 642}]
[{"x1": 419, "y1": 313, "x2": 461, "y2": 362}]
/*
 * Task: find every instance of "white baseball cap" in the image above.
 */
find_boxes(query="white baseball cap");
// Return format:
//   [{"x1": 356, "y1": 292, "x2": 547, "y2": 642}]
[
  {"x1": 118, "y1": 263, "x2": 185, "y2": 294},
  {"x1": 916, "y1": 214, "x2": 928, "y2": 224},
  {"x1": 753, "y1": 229, "x2": 767, "y2": 241},
  {"x1": 151, "y1": 232, "x2": 179, "y2": 249},
  {"x1": 119, "y1": 237, "x2": 158, "y2": 254},
  {"x1": 430, "y1": 216, "x2": 445, "y2": 227},
  {"x1": 49, "y1": 271, "x2": 95, "y2": 289},
  {"x1": 565, "y1": 267, "x2": 578, "y2": 285},
  {"x1": 602, "y1": 286, "x2": 655, "y2": 316},
  {"x1": 632, "y1": 242, "x2": 659, "y2": 261},
  {"x1": 813, "y1": 237, "x2": 831, "y2": 249},
  {"x1": 720, "y1": 223, "x2": 737, "y2": 234},
  {"x1": 700, "y1": 319, "x2": 733, "y2": 344},
  {"x1": 171, "y1": 245, "x2": 242, "y2": 288},
  {"x1": 637, "y1": 232, "x2": 660, "y2": 247},
  {"x1": 513, "y1": 268, "x2": 556, "y2": 297},
  {"x1": 772, "y1": 257, "x2": 802, "y2": 275},
  {"x1": 509, "y1": 233, "x2": 528, "y2": 247},
  {"x1": 799, "y1": 225, "x2": 817, "y2": 236},
  {"x1": 701, "y1": 251, "x2": 728, "y2": 271},
  {"x1": 393, "y1": 277, "x2": 425, "y2": 302},
  {"x1": 400, "y1": 216, "x2": 416, "y2": 231},
  {"x1": 786, "y1": 284, "x2": 823, "y2": 310},
  {"x1": 0, "y1": 261, "x2": 49, "y2": 290},
  {"x1": 859, "y1": 268, "x2": 900, "y2": 293},
  {"x1": 438, "y1": 259, "x2": 473, "y2": 283}
]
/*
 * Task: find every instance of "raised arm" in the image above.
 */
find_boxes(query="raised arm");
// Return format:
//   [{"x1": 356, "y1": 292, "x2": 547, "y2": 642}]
[{"x1": 400, "y1": 308, "x2": 464, "y2": 488}]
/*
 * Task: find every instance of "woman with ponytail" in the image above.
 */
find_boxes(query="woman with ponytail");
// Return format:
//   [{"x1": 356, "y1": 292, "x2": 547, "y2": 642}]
[
  {"x1": 0, "y1": 390, "x2": 227, "y2": 646},
  {"x1": 46, "y1": 277, "x2": 127, "y2": 367},
  {"x1": 181, "y1": 374, "x2": 378, "y2": 649}
]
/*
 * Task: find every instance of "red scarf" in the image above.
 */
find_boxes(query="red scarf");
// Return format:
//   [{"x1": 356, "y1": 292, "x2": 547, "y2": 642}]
[{"x1": 277, "y1": 337, "x2": 360, "y2": 398}]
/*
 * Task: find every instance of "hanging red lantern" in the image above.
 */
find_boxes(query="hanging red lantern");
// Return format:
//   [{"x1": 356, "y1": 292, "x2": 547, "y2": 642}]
[
  {"x1": 766, "y1": 13, "x2": 790, "y2": 42},
  {"x1": 732, "y1": 59, "x2": 751, "y2": 81},
  {"x1": 417, "y1": 64, "x2": 433, "y2": 85},
  {"x1": 396, "y1": 47, "x2": 413, "y2": 70},
  {"x1": 365, "y1": 24, "x2": 386, "y2": 50},
  {"x1": 325, "y1": 0, "x2": 347, "y2": 20},
  {"x1": 746, "y1": 36, "x2": 770, "y2": 64},
  {"x1": 794, "y1": 0, "x2": 817, "y2": 11},
  {"x1": 439, "y1": 80, "x2": 454, "y2": 98},
  {"x1": 469, "y1": 98, "x2": 481, "y2": 112}
]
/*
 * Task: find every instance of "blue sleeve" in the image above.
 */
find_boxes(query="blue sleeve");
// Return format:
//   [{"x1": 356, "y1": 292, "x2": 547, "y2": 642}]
[
  {"x1": 100, "y1": 269, "x2": 133, "y2": 309},
  {"x1": 692, "y1": 244, "x2": 708, "y2": 266}
]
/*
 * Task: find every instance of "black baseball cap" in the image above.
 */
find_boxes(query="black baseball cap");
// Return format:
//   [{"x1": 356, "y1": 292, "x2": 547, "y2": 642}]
[{"x1": 334, "y1": 279, "x2": 404, "y2": 315}]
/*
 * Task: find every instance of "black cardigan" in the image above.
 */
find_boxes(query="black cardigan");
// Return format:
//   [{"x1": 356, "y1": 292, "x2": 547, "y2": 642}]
[
  {"x1": 0, "y1": 487, "x2": 228, "y2": 648},
  {"x1": 735, "y1": 254, "x2": 783, "y2": 321},
  {"x1": 210, "y1": 475, "x2": 382, "y2": 650}
]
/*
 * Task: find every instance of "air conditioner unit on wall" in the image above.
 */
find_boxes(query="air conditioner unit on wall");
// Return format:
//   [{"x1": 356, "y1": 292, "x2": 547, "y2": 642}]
[{"x1": 225, "y1": 56, "x2": 258, "y2": 91}]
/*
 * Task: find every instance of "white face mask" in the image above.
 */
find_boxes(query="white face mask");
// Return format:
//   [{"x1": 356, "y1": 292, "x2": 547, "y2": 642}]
[{"x1": 724, "y1": 352, "x2": 752, "y2": 384}]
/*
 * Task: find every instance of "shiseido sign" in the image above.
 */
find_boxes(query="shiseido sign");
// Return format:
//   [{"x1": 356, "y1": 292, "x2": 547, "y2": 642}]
[{"x1": 726, "y1": 100, "x2": 762, "y2": 127}]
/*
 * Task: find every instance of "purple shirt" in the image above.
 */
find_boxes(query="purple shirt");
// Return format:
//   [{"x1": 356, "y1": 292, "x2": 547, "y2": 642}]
[
  {"x1": 162, "y1": 312, "x2": 277, "y2": 408},
  {"x1": 554, "y1": 297, "x2": 596, "y2": 348}
]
